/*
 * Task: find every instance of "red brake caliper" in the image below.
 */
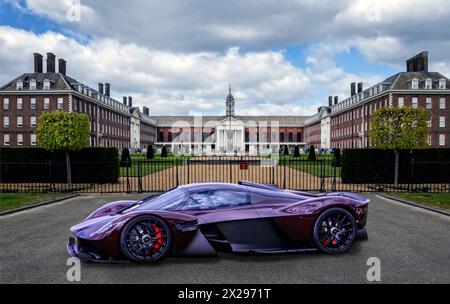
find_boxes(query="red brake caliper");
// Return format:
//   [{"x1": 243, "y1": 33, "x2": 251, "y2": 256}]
[{"x1": 152, "y1": 224, "x2": 163, "y2": 252}]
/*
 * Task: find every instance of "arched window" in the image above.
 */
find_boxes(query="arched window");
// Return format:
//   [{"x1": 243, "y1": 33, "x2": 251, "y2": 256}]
[
  {"x1": 288, "y1": 132, "x2": 293, "y2": 142},
  {"x1": 159, "y1": 131, "x2": 164, "y2": 142},
  {"x1": 297, "y1": 132, "x2": 302, "y2": 142},
  {"x1": 280, "y1": 132, "x2": 285, "y2": 142},
  {"x1": 168, "y1": 132, "x2": 173, "y2": 142}
]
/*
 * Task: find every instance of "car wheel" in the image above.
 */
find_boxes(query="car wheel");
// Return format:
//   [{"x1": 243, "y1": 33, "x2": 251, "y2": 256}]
[
  {"x1": 313, "y1": 208, "x2": 357, "y2": 254},
  {"x1": 120, "y1": 215, "x2": 173, "y2": 262}
]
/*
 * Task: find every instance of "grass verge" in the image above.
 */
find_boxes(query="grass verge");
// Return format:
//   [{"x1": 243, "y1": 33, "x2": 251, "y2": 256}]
[
  {"x1": 0, "y1": 193, "x2": 71, "y2": 212},
  {"x1": 389, "y1": 192, "x2": 450, "y2": 211}
]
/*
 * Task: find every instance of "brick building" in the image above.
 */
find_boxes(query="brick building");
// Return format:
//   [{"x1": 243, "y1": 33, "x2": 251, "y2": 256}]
[
  {"x1": 305, "y1": 52, "x2": 450, "y2": 149},
  {"x1": 0, "y1": 53, "x2": 156, "y2": 149}
]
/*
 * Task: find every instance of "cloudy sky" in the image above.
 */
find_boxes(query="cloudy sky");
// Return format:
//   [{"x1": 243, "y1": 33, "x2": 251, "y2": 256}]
[{"x1": 1, "y1": 0, "x2": 449, "y2": 115}]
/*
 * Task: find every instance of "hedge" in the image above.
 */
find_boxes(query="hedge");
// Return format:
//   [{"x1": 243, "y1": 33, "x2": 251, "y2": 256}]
[
  {"x1": 341, "y1": 148, "x2": 450, "y2": 183},
  {"x1": 0, "y1": 147, "x2": 119, "y2": 183}
]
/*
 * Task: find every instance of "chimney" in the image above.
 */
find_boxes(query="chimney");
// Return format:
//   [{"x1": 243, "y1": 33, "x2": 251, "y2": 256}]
[
  {"x1": 123, "y1": 96, "x2": 127, "y2": 105},
  {"x1": 98, "y1": 83, "x2": 104, "y2": 95},
  {"x1": 406, "y1": 51, "x2": 428, "y2": 72},
  {"x1": 46, "y1": 52, "x2": 56, "y2": 73},
  {"x1": 357, "y1": 82, "x2": 363, "y2": 93},
  {"x1": 142, "y1": 106, "x2": 149, "y2": 116},
  {"x1": 328, "y1": 96, "x2": 333, "y2": 107},
  {"x1": 334, "y1": 96, "x2": 338, "y2": 105},
  {"x1": 33, "y1": 53, "x2": 43, "y2": 73},
  {"x1": 350, "y1": 82, "x2": 356, "y2": 96},
  {"x1": 128, "y1": 96, "x2": 133, "y2": 107},
  {"x1": 58, "y1": 58, "x2": 66, "y2": 75},
  {"x1": 105, "y1": 83, "x2": 110, "y2": 97}
]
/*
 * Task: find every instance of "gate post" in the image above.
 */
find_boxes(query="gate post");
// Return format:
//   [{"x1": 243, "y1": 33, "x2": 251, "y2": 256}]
[
  {"x1": 283, "y1": 159, "x2": 287, "y2": 189},
  {"x1": 137, "y1": 159, "x2": 143, "y2": 193},
  {"x1": 176, "y1": 159, "x2": 179, "y2": 187},
  {"x1": 126, "y1": 163, "x2": 130, "y2": 193},
  {"x1": 394, "y1": 150, "x2": 399, "y2": 188},
  {"x1": 320, "y1": 159, "x2": 325, "y2": 192}
]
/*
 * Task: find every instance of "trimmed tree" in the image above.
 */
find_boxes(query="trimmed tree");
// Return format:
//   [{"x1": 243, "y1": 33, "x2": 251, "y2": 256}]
[
  {"x1": 333, "y1": 148, "x2": 341, "y2": 167},
  {"x1": 36, "y1": 111, "x2": 89, "y2": 185},
  {"x1": 308, "y1": 145, "x2": 316, "y2": 160},
  {"x1": 120, "y1": 148, "x2": 131, "y2": 167},
  {"x1": 369, "y1": 107, "x2": 428, "y2": 186},
  {"x1": 293, "y1": 145, "x2": 300, "y2": 157},
  {"x1": 146, "y1": 144, "x2": 154, "y2": 160},
  {"x1": 369, "y1": 107, "x2": 428, "y2": 149},
  {"x1": 283, "y1": 145, "x2": 289, "y2": 155},
  {"x1": 161, "y1": 146, "x2": 168, "y2": 157}
]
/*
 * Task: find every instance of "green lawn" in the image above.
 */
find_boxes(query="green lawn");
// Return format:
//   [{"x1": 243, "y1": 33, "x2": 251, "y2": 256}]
[
  {"x1": 278, "y1": 155, "x2": 340, "y2": 177},
  {"x1": 389, "y1": 192, "x2": 450, "y2": 211},
  {"x1": 0, "y1": 193, "x2": 70, "y2": 212}
]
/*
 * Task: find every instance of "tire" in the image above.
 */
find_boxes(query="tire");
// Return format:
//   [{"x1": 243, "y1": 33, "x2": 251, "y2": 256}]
[
  {"x1": 313, "y1": 208, "x2": 357, "y2": 254},
  {"x1": 120, "y1": 215, "x2": 173, "y2": 262}
]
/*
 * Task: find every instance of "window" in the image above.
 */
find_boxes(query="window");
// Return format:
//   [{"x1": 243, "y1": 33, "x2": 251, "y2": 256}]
[
  {"x1": 17, "y1": 134, "x2": 23, "y2": 145},
  {"x1": 411, "y1": 79, "x2": 418, "y2": 89},
  {"x1": 398, "y1": 97, "x2": 404, "y2": 108},
  {"x1": 439, "y1": 116, "x2": 445, "y2": 128},
  {"x1": 183, "y1": 190, "x2": 249, "y2": 210},
  {"x1": 4, "y1": 134, "x2": 10, "y2": 145},
  {"x1": 280, "y1": 132, "x2": 285, "y2": 142},
  {"x1": 16, "y1": 80, "x2": 23, "y2": 90},
  {"x1": 426, "y1": 97, "x2": 432, "y2": 109},
  {"x1": 30, "y1": 116, "x2": 37, "y2": 127},
  {"x1": 439, "y1": 134, "x2": 446, "y2": 146},
  {"x1": 425, "y1": 79, "x2": 432, "y2": 89},
  {"x1": 288, "y1": 132, "x2": 293, "y2": 142},
  {"x1": 412, "y1": 97, "x2": 418, "y2": 109},
  {"x1": 427, "y1": 119, "x2": 432, "y2": 128},
  {"x1": 44, "y1": 98, "x2": 50, "y2": 109},
  {"x1": 30, "y1": 98, "x2": 36, "y2": 109},
  {"x1": 43, "y1": 80, "x2": 50, "y2": 90},
  {"x1": 439, "y1": 79, "x2": 446, "y2": 89},
  {"x1": 159, "y1": 131, "x2": 164, "y2": 142},
  {"x1": 17, "y1": 98, "x2": 23, "y2": 110},
  {"x1": 58, "y1": 98, "x2": 64, "y2": 110},
  {"x1": 297, "y1": 132, "x2": 302, "y2": 142},
  {"x1": 440, "y1": 97, "x2": 446, "y2": 109},
  {"x1": 128, "y1": 189, "x2": 188, "y2": 212},
  {"x1": 17, "y1": 116, "x2": 23, "y2": 127},
  {"x1": 3, "y1": 98, "x2": 9, "y2": 110},
  {"x1": 31, "y1": 134, "x2": 37, "y2": 146},
  {"x1": 3, "y1": 116, "x2": 9, "y2": 128},
  {"x1": 428, "y1": 134, "x2": 432, "y2": 146},
  {"x1": 30, "y1": 79, "x2": 37, "y2": 90}
]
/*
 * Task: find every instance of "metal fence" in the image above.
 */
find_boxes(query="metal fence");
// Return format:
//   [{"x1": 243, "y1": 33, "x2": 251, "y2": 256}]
[{"x1": 0, "y1": 156, "x2": 449, "y2": 193}]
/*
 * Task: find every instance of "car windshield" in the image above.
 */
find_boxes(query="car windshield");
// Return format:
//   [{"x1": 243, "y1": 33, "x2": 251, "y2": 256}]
[{"x1": 124, "y1": 188, "x2": 188, "y2": 212}]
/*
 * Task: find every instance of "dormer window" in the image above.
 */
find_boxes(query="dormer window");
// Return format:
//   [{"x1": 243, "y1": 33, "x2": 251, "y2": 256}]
[
  {"x1": 439, "y1": 79, "x2": 446, "y2": 89},
  {"x1": 425, "y1": 78, "x2": 432, "y2": 89},
  {"x1": 30, "y1": 79, "x2": 37, "y2": 90},
  {"x1": 378, "y1": 84, "x2": 383, "y2": 92},
  {"x1": 43, "y1": 80, "x2": 51, "y2": 90},
  {"x1": 411, "y1": 78, "x2": 418, "y2": 89},
  {"x1": 16, "y1": 80, "x2": 23, "y2": 90}
]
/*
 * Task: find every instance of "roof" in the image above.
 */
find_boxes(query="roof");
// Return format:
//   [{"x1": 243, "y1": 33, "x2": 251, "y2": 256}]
[
  {"x1": 150, "y1": 115, "x2": 306, "y2": 126},
  {"x1": 384, "y1": 71, "x2": 449, "y2": 90},
  {"x1": 0, "y1": 73, "x2": 72, "y2": 91}
]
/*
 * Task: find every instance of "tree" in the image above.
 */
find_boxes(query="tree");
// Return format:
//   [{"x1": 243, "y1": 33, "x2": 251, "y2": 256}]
[
  {"x1": 161, "y1": 146, "x2": 168, "y2": 157},
  {"x1": 293, "y1": 145, "x2": 300, "y2": 157},
  {"x1": 146, "y1": 144, "x2": 154, "y2": 160},
  {"x1": 120, "y1": 148, "x2": 131, "y2": 167},
  {"x1": 36, "y1": 111, "x2": 89, "y2": 185},
  {"x1": 369, "y1": 107, "x2": 428, "y2": 187},
  {"x1": 283, "y1": 145, "x2": 289, "y2": 155},
  {"x1": 308, "y1": 145, "x2": 316, "y2": 160},
  {"x1": 369, "y1": 107, "x2": 428, "y2": 149}
]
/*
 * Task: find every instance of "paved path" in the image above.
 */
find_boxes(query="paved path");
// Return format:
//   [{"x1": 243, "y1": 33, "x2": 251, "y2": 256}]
[{"x1": 0, "y1": 193, "x2": 449, "y2": 283}]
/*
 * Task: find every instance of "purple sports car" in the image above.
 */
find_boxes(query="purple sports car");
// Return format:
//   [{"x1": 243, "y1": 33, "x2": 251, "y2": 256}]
[{"x1": 67, "y1": 181, "x2": 369, "y2": 263}]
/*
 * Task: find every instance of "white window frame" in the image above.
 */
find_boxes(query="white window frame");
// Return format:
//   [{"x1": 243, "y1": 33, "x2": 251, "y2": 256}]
[
  {"x1": 16, "y1": 80, "x2": 23, "y2": 90},
  {"x1": 398, "y1": 97, "x2": 404, "y2": 108},
  {"x1": 439, "y1": 134, "x2": 446, "y2": 146},
  {"x1": 412, "y1": 97, "x2": 418, "y2": 109},
  {"x1": 57, "y1": 97, "x2": 64, "y2": 110},
  {"x1": 426, "y1": 97, "x2": 432, "y2": 109},
  {"x1": 439, "y1": 79, "x2": 446, "y2": 89},
  {"x1": 3, "y1": 98, "x2": 9, "y2": 110},
  {"x1": 30, "y1": 79, "x2": 37, "y2": 90},
  {"x1": 44, "y1": 98, "x2": 50, "y2": 110},
  {"x1": 411, "y1": 79, "x2": 418, "y2": 89},
  {"x1": 43, "y1": 80, "x2": 51, "y2": 90},
  {"x1": 17, "y1": 134, "x2": 24, "y2": 146},
  {"x1": 30, "y1": 98, "x2": 36, "y2": 110},
  {"x1": 31, "y1": 134, "x2": 37, "y2": 146},
  {"x1": 4, "y1": 134, "x2": 10, "y2": 145},
  {"x1": 425, "y1": 79, "x2": 432, "y2": 89},
  {"x1": 427, "y1": 120, "x2": 432, "y2": 128},
  {"x1": 17, "y1": 98, "x2": 23, "y2": 110},
  {"x1": 30, "y1": 116, "x2": 37, "y2": 127},
  {"x1": 17, "y1": 116, "x2": 23, "y2": 128},
  {"x1": 439, "y1": 116, "x2": 445, "y2": 128},
  {"x1": 428, "y1": 134, "x2": 432, "y2": 145},
  {"x1": 440, "y1": 97, "x2": 446, "y2": 109},
  {"x1": 3, "y1": 116, "x2": 9, "y2": 128}
]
